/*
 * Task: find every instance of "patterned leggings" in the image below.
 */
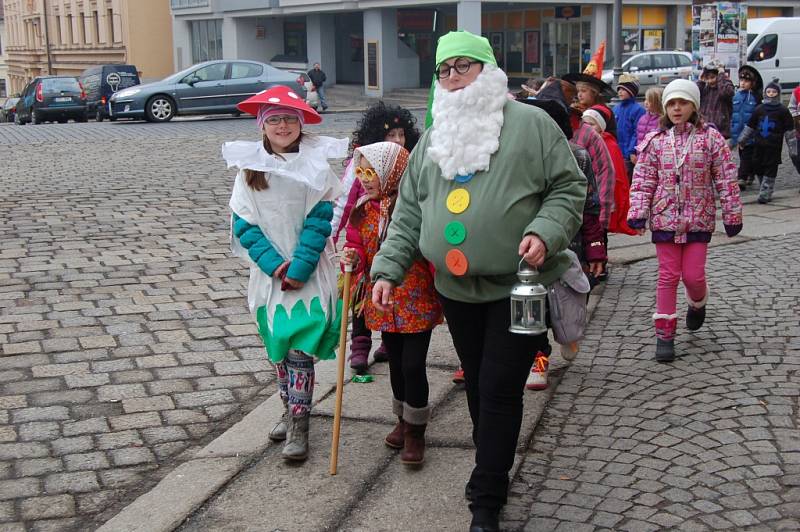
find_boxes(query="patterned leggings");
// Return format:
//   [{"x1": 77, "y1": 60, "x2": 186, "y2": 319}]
[{"x1": 275, "y1": 350, "x2": 315, "y2": 417}]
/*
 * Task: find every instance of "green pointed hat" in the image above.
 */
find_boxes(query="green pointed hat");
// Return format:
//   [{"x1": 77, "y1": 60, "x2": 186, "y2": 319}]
[{"x1": 425, "y1": 31, "x2": 498, "y2": 128}]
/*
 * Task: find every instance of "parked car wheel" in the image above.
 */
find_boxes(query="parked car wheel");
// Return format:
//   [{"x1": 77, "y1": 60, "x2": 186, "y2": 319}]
[
  {"x1": 146, "y1": 96, "x2": 175, "y2": 122},
  {"x1": 14, "y1": 112, "x2": 24, "y2": 125},
  {"x1": 95, "y1": 109, "x2": 104, "y2": 122}
]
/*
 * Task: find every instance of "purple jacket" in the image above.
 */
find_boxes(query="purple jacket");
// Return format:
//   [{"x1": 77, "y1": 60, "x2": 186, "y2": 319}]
[
  {"x1": 636, "y1": 112, "x2": 661, "y2": 145},
  {"x1": 628, "y1": 123, "x2": 742, "y2": 244},
  {"x1": 698, "y1": 77, "x2": 735, "y2": 138}
]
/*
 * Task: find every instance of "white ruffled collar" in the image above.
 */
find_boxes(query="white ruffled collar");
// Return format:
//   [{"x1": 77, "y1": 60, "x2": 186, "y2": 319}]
[{"x1": 222, "y1": 135, "x2": 348, "y2": 191}]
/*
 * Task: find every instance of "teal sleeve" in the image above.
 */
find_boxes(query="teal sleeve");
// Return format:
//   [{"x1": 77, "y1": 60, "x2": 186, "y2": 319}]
[
  {"x1": 286, "y1": 201, "x2": 333, "y2": 282},
  {"x1": 232, "y1": 213, "x2": 285, "y2": 276}
]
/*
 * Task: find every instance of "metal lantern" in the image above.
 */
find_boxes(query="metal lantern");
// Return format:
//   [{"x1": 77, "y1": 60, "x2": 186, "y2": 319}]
[{"x1": 509, "y1": 259, "x2": 548, "y2": 335}]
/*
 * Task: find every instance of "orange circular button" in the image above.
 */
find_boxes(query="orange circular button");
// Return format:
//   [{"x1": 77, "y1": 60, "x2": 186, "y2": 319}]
[{"x1": 445, "y1": 249, "x2": 469, "y2": 276}]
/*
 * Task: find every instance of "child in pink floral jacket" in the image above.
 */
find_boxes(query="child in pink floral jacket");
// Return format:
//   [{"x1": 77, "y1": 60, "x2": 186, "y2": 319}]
[{"x1": 628, "y1": 79, "x2": 743, "y2": 363}]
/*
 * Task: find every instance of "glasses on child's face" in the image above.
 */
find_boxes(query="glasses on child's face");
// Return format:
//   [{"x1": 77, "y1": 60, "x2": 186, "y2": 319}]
[
  {"x1": 435, "y1": 58, "x2": 480, "y2": 79},
  {"x1": 355, "y1": 166, "x2": 378, "y2": 184},
  {"x1": 265, "y1": 114, "x2": 300, "y2": 126}
]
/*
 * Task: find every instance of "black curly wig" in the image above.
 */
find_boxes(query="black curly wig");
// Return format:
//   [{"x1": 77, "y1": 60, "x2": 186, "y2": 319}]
[{"x1": 350, "y1": 101, "x2": 421, "y2": 157}]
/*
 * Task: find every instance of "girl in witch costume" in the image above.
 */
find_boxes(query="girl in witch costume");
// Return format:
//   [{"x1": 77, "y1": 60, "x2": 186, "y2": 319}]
[
  {"x1": 331, "y1": 102, "x2": 422, "y2": 374},
  {"x1": 341, "y1": 142, "x2": 442, "y2": 466},
  {"x1": 225, "y1": 85, "x2": 347, "y2": 461},
  {"x1": 563, "y1": 41, "x2": 618, "y2": 137},
  {"x1": 628, "y1": 80, "x2": 742, "y2": 363}
]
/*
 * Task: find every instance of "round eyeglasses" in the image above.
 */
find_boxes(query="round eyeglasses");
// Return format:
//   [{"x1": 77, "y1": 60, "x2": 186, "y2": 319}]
[
  {"x1": 436, "y1": 58, "x2": 481, "y2": 79},
  {"x1": 355, "y1": 166, "x2": 378, "y2": 183}
]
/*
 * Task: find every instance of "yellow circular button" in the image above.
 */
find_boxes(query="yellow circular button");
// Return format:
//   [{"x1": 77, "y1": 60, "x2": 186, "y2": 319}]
[{"x1": 446, "y1": 188, "x2": 470, "y2": 214}]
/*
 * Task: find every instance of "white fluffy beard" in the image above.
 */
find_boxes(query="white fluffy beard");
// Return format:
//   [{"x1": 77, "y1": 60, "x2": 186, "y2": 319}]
[{"x1": 428, "y1": 65, "x2": 509, "y2": 180}]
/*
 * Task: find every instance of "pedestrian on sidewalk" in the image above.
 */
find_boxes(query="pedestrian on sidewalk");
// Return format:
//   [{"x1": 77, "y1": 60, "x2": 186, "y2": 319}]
[
  {"x1": 224, "y1": 85, "x2": 347, "y2": 461},
  {"x1": 371, "y1": 31, "x2": 585, "y2": 532},
  {"x1": 735, "y1": 78, "x2": 797, "y2": 203},
  {"x1": 727, "y1": 65, "x2": 762, "y2": 190},
  {"x1": 517, "y1": 81, "x2": 605, "y2": 391},
  {"x1": 697, "y1": 59, "x2": 735, "y2": 138},
  {"x1": 636, "y1": 87, "x2": 664, "y2": 149},
  {"x1": 628, "y1": 79, "x2": 743, "y2": 363},
  {"x1": 613, "y1": 73, "x2": 646, "y2": 179},
  {"x1": 583, "y1": 104, "x2": 637, "y2": 237},
  {"x1": 331, "y1": 102, "x2": 422, "y2": 373},
  {"x1": 340, "y1": 141, "x2": 442, "y2": 466},
  {"x1": 308, "y1": 62, "x2": 329, "y2": 112}
]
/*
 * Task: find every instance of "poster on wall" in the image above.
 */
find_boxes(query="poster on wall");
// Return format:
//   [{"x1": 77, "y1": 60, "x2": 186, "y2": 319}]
[
  {"x1": 739, "y1": 4, "x2": 749, "y2": 66},
  {"x1": 524, "y1": 31, "x2": 540, "y2": 65},
  {"x1": 699, "y1": 4, "x2": 717, "y2": 65},
  {"x1": 367, "y1": 41, "x2": 379, "y2": 89},
  {"x1": 643, "y1": 30, "x2": 663, "y2": 50},
  {"x1": 716, "y1": 2, "x2": 740, "y2": 53},
  {"x1": 622, "y1": 29, "x2": 641, "y2": 53}
]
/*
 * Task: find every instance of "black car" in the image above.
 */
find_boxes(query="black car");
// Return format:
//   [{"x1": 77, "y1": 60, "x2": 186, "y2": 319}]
[
  {"x1": 79, "y1": 64, "x2": 141, "y2": 122},
  {"x1": 16, "y1": 76, "x2": 88, "y2": 125},
  {"x1": 0, "y1": 98, "x2": 20, "y2": 123}
]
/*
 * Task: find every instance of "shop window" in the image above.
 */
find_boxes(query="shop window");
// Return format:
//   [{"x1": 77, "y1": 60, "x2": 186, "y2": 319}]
[
  {"x1": 284, "y1": 18, "x2": 307, "y2": 60},
  {"x1": 748, "y1": 34, "x2": 777, "y2": 62},
  {"x1": 506, "y1": 31, "x2": 523, "y2": 73},
  {"x1": 191, "y1": 19, "x2": 223, "y2": 63}
]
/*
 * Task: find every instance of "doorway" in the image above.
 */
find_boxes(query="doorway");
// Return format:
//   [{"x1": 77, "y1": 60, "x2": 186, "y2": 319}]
[{"x1": 542, "y1": 19, "x2": 591, "y2": 77}]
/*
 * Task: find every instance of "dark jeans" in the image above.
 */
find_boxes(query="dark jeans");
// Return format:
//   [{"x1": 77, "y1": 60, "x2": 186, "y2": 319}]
[
  {"x1": 438, "y1": 292, "x2": 549, "y2": 512},
  {"x1": 381, "y1": 330, "x2": 432, "y2": 409}
]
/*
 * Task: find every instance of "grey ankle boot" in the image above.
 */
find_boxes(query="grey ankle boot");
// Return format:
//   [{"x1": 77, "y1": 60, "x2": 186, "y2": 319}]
[
  {"x1": 269, "y1": 399, "x2": 289, "y2": 442},
  {"x1": 281, "y1": 414, "x2": 310, "y2": 461},
  {"x1": 758, "y1": 176, "x2": 775, "y2": 204}
]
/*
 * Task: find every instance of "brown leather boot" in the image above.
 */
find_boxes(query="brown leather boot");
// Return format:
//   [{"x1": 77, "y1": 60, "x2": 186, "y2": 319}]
[
  {"x1": 400, "y1": 423, "x2": 426, "y2": 465},
  {"x1": 385, "y1": 417, "x2": 405, "y2": 449}
]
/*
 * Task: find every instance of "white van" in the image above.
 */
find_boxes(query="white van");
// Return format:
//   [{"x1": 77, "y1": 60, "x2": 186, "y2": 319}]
[{"x1": 746, "y1": 17, "x2": 800, "y2": 92}]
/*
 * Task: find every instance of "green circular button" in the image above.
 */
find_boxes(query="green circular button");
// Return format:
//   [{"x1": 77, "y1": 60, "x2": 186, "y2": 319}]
[{"x1": 444, "y1": 221, "x2": 467, "y2": 245}]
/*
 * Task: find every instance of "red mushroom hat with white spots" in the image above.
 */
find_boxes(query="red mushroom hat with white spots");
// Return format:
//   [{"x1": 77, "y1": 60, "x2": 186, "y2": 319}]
[{"x1": 236, "y1": 85, "x2": 322, "y2": 125}]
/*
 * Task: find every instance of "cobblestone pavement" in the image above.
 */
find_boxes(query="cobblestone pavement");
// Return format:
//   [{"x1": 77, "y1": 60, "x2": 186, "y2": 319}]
[
  {"x1": 504, "y1": 234, "x2": 800, "y2": 531},
  {"x1": 0, "y1": 114, "x2": 392, "y2": 531}
]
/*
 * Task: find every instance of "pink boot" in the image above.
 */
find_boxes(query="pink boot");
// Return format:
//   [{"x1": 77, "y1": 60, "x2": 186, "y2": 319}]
[
  {"x1": 654, "y1": 314, "x2": 677, "y2": 363},
  {"x1": 349, "y1": 336, "x2": 371, "y2": 373}
]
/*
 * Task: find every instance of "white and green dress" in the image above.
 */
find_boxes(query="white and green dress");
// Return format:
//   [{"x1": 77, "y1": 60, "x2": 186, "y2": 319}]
[{"x1": 224, "y1": 135, "x2": 347, "y2": 363}]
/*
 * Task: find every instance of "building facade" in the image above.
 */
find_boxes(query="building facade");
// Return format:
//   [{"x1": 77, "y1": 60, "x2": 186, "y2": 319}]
[
  {"x1": 0, "y1": 3, "x2": 8, "y2": 97},
  {"x1": 170, "y1": 0, "x2": 799, "y2": 97},
  {"x1": 3, "y1": 0, "x2": 175, "y2": 95}
]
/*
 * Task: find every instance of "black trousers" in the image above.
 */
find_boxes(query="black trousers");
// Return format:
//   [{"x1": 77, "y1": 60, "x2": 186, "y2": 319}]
[
  {"x1": 351, "y1": 311, "x2": 370, "y2": 339},
  {"x1": 753, "y1": 144, "x2": 782, "y2": 178},
  {"x1": 738, "y1": 145, "x2": 756, "y2": 180},
  {"x1": 438, "y1": 293, "x2": 549, "y2": 512},
  {"x1": 381, "y1": 330, "x2": 433, "y2": 409}
]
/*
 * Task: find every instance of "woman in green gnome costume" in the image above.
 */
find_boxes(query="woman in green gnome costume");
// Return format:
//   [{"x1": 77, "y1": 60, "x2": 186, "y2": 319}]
[{"x1": 371, "y1": 31, "x2": 585, "y2": 532}]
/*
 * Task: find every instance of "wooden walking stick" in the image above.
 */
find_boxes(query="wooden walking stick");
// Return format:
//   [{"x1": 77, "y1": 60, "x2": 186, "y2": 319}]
[{"x1": 330, "y1": 264, "x2": 353, "y2": 475}]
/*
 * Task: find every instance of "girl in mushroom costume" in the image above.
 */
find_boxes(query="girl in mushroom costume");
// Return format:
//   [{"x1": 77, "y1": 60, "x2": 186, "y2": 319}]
[{"x1": 224, "y1": 85, "x2": 347, "y2": 461}]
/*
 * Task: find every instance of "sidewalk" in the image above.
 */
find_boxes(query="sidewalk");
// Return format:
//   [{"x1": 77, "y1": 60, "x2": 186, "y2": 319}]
[{"x1": 97, "y1": 185, "x2": 800, "y2": 531}]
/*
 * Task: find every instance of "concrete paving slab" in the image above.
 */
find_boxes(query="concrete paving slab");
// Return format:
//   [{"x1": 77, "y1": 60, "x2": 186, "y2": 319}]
[
  {"x1": 340, "y1": 447, "x2": 475, "y2": 532},
  {"x1": 314, "y1": 367, "x2": 454, "y2": 424},
  {"x1": 96, "y1": 456, "x2": 244, "y2": 532},
  {"x1": 178, "y1": 419, "x2": 393, "y2": 532}
]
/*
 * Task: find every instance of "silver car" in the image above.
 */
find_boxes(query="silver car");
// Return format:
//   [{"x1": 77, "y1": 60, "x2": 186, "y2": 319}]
[
  {"x1": 601, "y1": 51, "x2": 695, "y2": 89},
  {"x1": 109, "y1": 60, "x2": 306, "y2": 122}
]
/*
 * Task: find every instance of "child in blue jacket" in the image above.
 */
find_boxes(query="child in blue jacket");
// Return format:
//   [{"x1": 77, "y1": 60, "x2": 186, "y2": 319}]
[
  {"x1": 613, "y1": 73, "x2": 646, "y2": 179},
  {"x1": 728, "y1": 65, "x2": 763, "y2": 190}
]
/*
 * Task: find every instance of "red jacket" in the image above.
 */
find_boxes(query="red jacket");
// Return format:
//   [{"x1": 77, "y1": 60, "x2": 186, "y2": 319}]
[{"x1": 601, "y1": 132, "x2": 637, "y2": 236}]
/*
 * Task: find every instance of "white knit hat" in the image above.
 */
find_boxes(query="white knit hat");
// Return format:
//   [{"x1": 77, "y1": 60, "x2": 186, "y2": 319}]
[{"x1": 662, "y1": 79, "x2": 700, "y2": 112}]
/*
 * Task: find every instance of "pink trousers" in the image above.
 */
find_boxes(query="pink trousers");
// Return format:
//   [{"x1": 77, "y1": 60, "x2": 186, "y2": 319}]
[{"x1": 655, "y1": 242, "x2": 708, "y2": 316}]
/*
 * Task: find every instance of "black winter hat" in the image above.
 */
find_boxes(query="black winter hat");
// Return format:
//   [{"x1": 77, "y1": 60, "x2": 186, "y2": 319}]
[{"x1": 765, "y1": 78, "x2": 781, "y2": 93}]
